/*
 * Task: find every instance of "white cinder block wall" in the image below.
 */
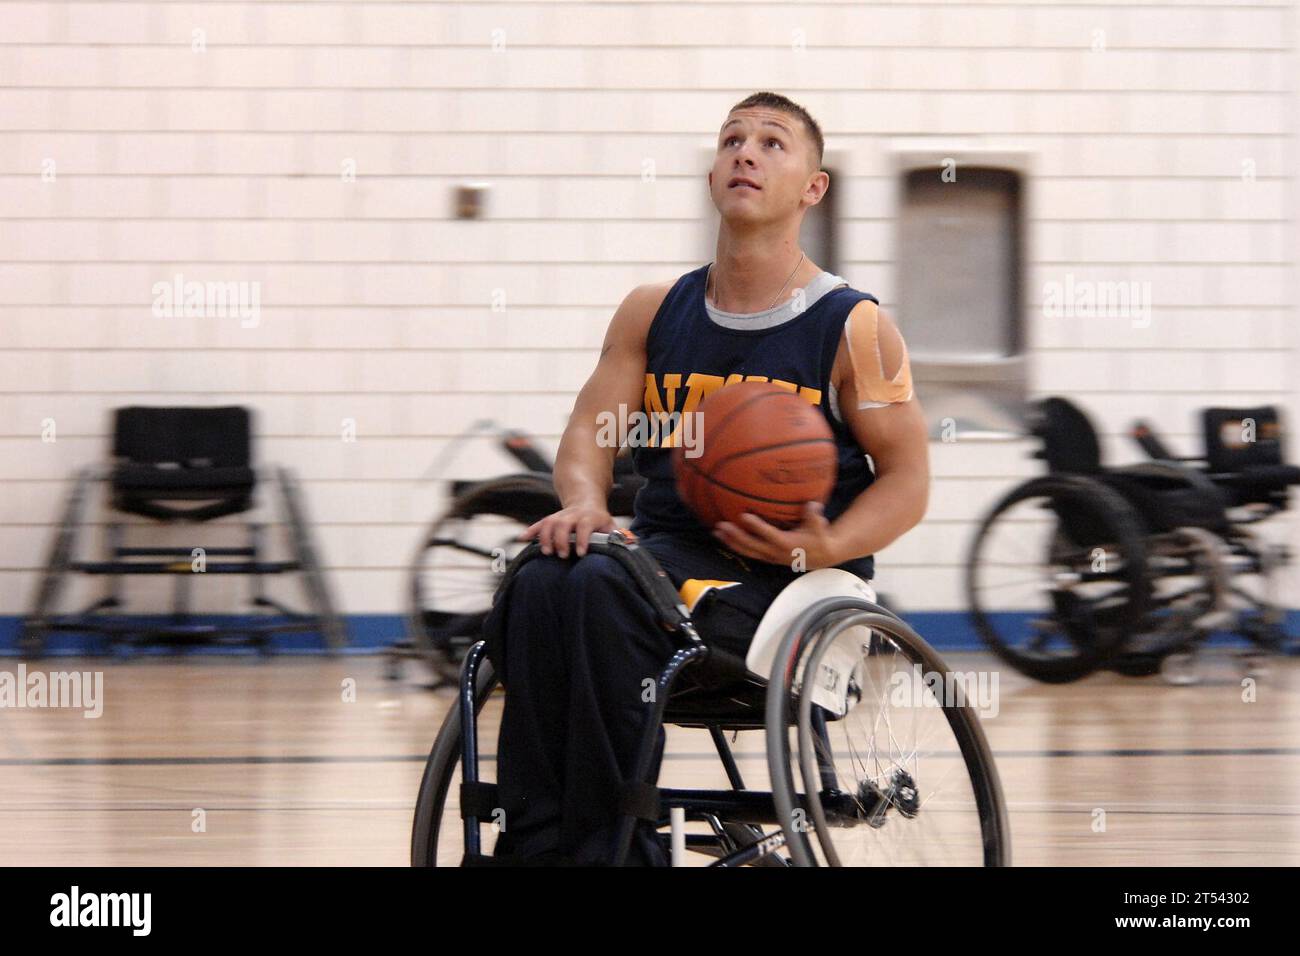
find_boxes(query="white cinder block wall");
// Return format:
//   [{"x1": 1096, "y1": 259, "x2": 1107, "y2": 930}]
[{"x1": 0, "y1": 1, "x2": 1295, "y2": 631}]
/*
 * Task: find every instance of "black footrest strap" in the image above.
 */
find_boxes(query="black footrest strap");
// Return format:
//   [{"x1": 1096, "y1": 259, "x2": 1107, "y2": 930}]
[
  {"x1": 459, "y1": 781, "x2": 501, "y2": 820},
  {"x1": 619, "y1": 781, "x2": 661, "y2": 823}
]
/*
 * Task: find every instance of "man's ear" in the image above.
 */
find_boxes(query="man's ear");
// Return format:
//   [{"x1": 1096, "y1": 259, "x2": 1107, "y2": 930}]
[{"x1": 804, "y1": 169, "x2": 829, "y2": 207}]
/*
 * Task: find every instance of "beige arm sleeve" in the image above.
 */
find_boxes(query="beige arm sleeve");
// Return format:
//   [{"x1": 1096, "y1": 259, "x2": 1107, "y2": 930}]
[{"x1": 845, "y1": 301, "x2": 914, "y2": 409}]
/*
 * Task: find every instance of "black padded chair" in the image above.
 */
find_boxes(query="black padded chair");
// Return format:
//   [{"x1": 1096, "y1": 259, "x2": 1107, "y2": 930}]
[
  {"x1": 20, "y1": 406, "x2": 345, "y2": 655},
  {"x1": 1200, "y1": 406, "x2": 1300, "y2": 509},
  {"x1": 1030, "y1": 396, "x2": 1229, "y2": 535},
  {"x1": 1030, "y1": 396, "x2": 1103, "y2": 475},
  {"x1": 109, "y1": 406, "x2": 257, "y2": 522}
]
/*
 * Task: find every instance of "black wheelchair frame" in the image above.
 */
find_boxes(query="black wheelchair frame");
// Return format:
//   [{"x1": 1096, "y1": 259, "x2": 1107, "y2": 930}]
[
  {"x1": 412, "y1": 530, "x2": 1011, "y2": 867},
  {"x1": 21, "y1": 406, "x2": 345, "y2": 655},
  {"x1": 966, "y1": 396, "x2": 1298, "y2": 683}
]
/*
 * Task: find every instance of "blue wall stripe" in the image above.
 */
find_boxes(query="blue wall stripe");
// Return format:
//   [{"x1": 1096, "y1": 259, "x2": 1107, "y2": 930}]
[
  {"x1": 0, "y1": 615, "x2": 402, "y2": 656},
  {"x1": 2, "y1": 611, "x2": 1294, "y2": 656}
]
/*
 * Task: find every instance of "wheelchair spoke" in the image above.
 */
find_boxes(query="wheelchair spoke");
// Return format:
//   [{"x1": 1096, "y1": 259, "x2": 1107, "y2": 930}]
[
  {"x1": 406, "y1": 503, "x2": 541, "y2": 685},
  {"x1": 860, "y1": 638, "x2": 926, "y2": 785},
  {"x1": 857, "y1": 644, "x2": 899, "y2": 783},
  {"x1": 790, "y1": 613, "x2": 996, "y2": 867},
  {"x1": 1027, "y1": 622, "x2": 1057, "y2": 651},
  {"x1": 977, "y1": 573, "x2": 1062, "y2": 591},
  {"x1": 965, "y1": 476, "x2": 1150, "y2": 682}
]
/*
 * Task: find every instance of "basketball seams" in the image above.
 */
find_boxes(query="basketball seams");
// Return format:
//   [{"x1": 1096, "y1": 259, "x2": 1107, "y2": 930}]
[
  {"x1": 703, "y1": 457, "x2": 725, "y2": 526},
  {"x1": 680, "y1": 454, "x2": 824, "y2": 509},
  {"x1": 706, "y1": 436, "x2": 837, "y2": 474},
  {"x1": 674, "y1": 380, "x2": 838, "y2": 529},
  {"x1": 701, "y1": 388, "x2": 797, "y2": 454}
]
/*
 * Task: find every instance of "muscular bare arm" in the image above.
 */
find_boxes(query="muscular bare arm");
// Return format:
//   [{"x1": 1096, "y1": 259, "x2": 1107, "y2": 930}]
[
  {"x1": 521, "y1": 281, "x2": 671, "y2": 558},
  {"x1": 823, "y1": 308, "x2": 930, "y2": 561},
  {"x1": 712, "y1": 301, "x2": 930, "y2": 569}
]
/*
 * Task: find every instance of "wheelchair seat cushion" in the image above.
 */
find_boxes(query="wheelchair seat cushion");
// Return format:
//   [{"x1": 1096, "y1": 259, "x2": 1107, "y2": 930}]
[
  {"x1": 661, "y1": 644, "x2": 770, "y2": 729},
  {"x1": 1215, "y1": 463, "x2": 1300, "y2": 507},
  {"x1": 1100, "y1": 464, "x2": 1230, "y2": 534},
  {"x1": 1232, "y1": 463, "x2": 1300, "y2": 488},
  {"x1": 110, "y1": 463, "x2": 256, "y2": 494},
  {"x1": 662, "y1": 673, "x2": 769, "y2": 729}
]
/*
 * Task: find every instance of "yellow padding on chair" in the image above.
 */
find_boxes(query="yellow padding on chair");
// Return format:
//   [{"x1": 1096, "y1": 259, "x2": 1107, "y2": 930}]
[{"x1": 678, "y1": 579, "x2": 741, "y2": 614}]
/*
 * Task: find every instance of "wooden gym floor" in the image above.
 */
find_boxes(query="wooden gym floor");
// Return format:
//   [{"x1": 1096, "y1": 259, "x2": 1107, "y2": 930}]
[{"x1": 0, "y1": 652, "x2": 1295, "y2": 865}]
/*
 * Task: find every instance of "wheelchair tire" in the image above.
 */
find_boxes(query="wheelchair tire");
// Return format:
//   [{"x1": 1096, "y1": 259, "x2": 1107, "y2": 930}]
[
  {"x1": 766, "y1": 598, "x2": 1011, "y2": 866},
  {"x1": 410, "y1": 656, "x2": 500, "y2": 866},
  {"x1": 407, "y1": 475, "x2": 559, "y2": 685},
  {"x1": 966, "y1": 474, "x2": 1149, "y2": 683},
  {"x1": 1106, "y1": 650, "x2": 1166, "y2": 677}
]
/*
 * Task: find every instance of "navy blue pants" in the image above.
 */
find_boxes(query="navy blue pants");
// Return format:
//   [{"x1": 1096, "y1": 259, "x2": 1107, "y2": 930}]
[{"x1": 483, "y1": 530, "x2": 805, "y2": 866}]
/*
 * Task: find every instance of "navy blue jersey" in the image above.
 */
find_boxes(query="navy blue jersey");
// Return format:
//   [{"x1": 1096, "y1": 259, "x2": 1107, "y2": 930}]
[{"x1": 628, "y1": 264, "x2": 880, "y2": 581}]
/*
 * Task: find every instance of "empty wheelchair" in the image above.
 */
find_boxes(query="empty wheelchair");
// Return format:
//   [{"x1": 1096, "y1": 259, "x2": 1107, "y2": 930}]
[
  {"x1": 21, "y1": 405, "x2": 345, "y2": 655},
  {"x1": 392, "y1": 422, "x2": 644, "y2": 687},
  {"x1": 965, "y1": 396, "x2": 1297, "y2": 683},
  {"x1": 412, "y1": 530, "x2": 1010, "y2": 867}
]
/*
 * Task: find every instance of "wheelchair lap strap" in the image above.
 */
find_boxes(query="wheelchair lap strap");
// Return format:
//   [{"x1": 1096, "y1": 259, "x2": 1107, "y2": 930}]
[
  {"x1": 459, "y1": 781, "x2": 501, "y2": 820},
  {"x1": 492, "y1": 532, "x2": 695, "y2": 640},
  {"x1": 619, "y1": 781, "x2": 662, "y2": 823}
]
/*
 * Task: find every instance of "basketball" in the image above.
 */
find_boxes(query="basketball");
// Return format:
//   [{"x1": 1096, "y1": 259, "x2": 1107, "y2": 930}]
[{"x1": 672, "y1": 381, "x2": 837, "y2": 530}]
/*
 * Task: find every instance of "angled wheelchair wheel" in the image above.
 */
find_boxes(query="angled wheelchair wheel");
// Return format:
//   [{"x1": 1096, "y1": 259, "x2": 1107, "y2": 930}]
[
  {"x1": 410, "y1": 655, "x2": 500, "y2": 866},
  {"x1": 966, "y1": 475, "x2": 1149, "y2": 683},
  {"x1": 408, "y1": 475, "x2": 558, "y2": 685},
  {"x1": 1221, "y1": 525, "x2": 1290, "y2": 655},
  {"x1": 1109, "y1": 527, "x2": 1220, "y2": 676},
  {"x1": 766, "y1": 599, "x2": 1010, "y2": 866}
]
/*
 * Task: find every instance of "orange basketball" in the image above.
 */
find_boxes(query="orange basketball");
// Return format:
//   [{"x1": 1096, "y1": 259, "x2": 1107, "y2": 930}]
[{"x1": 672, "y1": 381, "x2": 837, "y2": 530}]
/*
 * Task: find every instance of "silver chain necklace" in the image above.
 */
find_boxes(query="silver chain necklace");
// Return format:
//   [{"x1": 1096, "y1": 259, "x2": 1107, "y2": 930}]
[{"x1": 707, "y1": 252, "x2": 806, "y2": 312}]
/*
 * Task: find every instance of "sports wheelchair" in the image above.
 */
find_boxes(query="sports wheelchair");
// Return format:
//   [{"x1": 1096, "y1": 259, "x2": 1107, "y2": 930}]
[
  {"x1": 21, "y1": 405, "x2": 345, "y2": 655},
  {"x1": 411, "y1": 530, "x2": 1010, "y2": 867},
  {"x1": 389, "y1": 421, "x2": 644, "y2": 687},
  {"x1": 965, "y1": 396, "x2": 1298, "y2": 684}
]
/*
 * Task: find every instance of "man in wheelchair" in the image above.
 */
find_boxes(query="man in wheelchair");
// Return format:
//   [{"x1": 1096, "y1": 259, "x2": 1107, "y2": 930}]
[{"x1": 484, "y1": 93, "x2": 932, "y2": 865}]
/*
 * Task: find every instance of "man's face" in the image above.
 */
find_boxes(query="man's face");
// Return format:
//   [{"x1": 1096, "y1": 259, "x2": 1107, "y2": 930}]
[{"x1": 708, "y1": 107, "x2": 824, "y2": 224}]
